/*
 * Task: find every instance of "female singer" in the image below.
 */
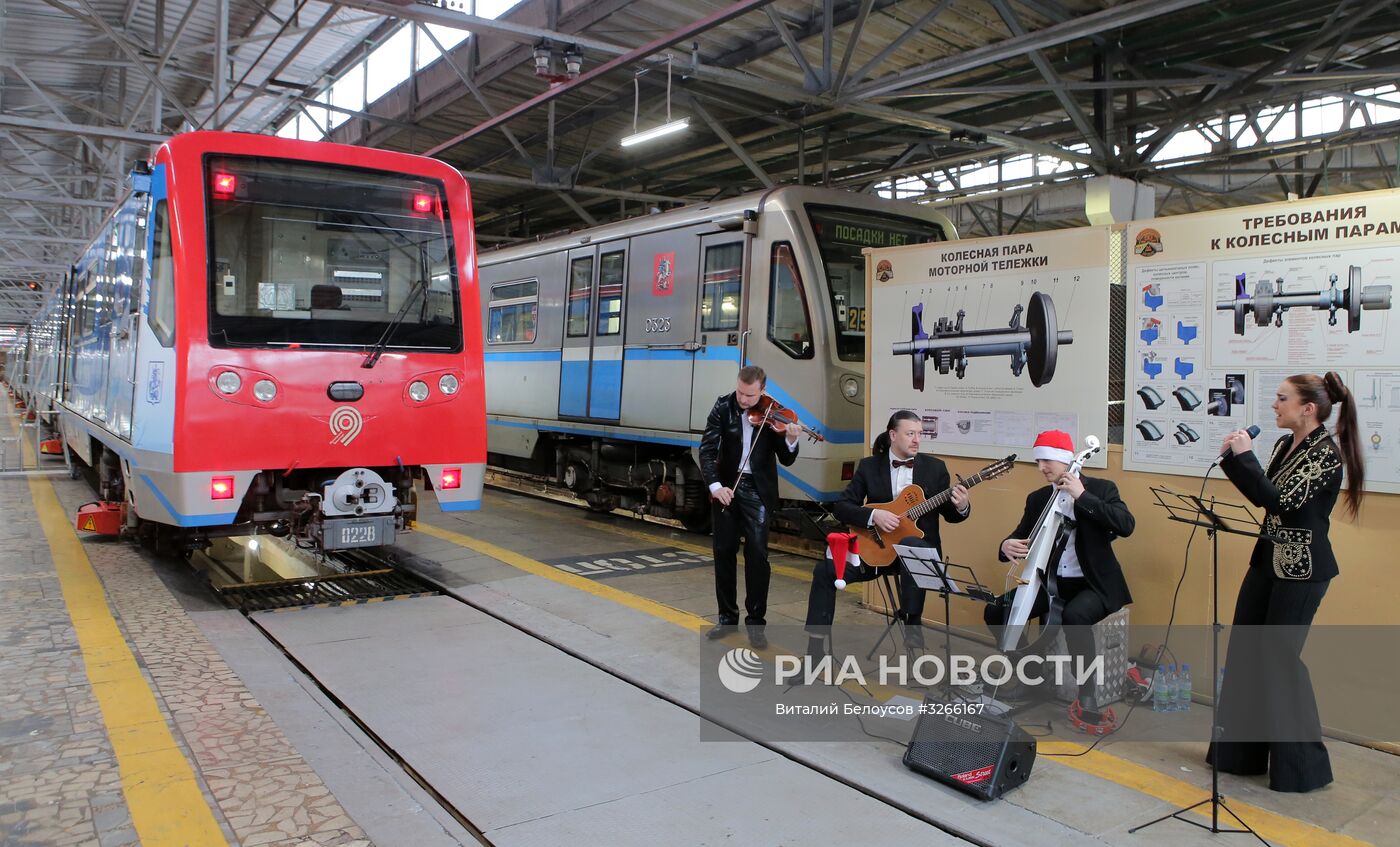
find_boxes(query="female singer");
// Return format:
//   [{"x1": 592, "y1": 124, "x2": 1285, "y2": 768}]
[{"x1": 1212, "y1": 371, "x2": 1365, "y2": 792}]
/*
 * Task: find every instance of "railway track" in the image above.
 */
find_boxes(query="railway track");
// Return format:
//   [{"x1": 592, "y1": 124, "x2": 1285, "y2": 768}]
[{"x1": 483, "y1": 466, "x2": 829, "y2": 560}]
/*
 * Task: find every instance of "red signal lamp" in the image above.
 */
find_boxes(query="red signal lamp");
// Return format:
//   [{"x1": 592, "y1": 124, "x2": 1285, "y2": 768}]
[
  {"x1": 441, "y1": 467, "x2": 461, "y2": 490},
  {"x1": 213, "y1": 172, "x2": 237, "y2": 197},
  {"x1": 412, "y1": 193, "x2": 435, "y2": 214},
  {"x1": 210, "y1": 476, "x2": 235, "y2": 499}
]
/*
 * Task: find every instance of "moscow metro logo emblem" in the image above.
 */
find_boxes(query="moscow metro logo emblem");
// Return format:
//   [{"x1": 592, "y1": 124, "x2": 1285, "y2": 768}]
[{"x1": 328, "y1": 406, "x2": 364, "y2": 446}]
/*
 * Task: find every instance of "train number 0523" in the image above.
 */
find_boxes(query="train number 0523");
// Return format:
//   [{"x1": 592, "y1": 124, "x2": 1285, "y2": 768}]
[{"x1": 644, "y1": 317, "x2": 672, "y2": 333}]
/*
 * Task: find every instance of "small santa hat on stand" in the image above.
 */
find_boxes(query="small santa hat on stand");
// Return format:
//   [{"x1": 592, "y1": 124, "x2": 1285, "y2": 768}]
[
  {"x1": 825, "y1": 532, "x2": 861, "y2": 589},
  {"x1": 1032, "y1": 429, "x2": 1075, "y2": 464}
]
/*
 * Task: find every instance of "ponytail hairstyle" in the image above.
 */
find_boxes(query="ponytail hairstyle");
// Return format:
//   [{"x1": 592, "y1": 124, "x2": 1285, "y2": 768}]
[
  {"x1": 1286, "y1": 371, "x2": 1365, "y2": 518},
  {"x1": 872, "y1": 410, "x2": 921, "y2": 455}
]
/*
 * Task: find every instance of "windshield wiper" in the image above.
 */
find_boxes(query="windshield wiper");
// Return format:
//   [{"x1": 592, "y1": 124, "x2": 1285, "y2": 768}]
[{"x1": 362, "y1": 243, "x2": 431, "y2": 369}]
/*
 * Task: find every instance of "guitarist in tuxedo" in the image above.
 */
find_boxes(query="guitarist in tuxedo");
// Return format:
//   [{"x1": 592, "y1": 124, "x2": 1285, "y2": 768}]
[{"x1": 805, "y1": 410, "x2": 969, "y2": 647}]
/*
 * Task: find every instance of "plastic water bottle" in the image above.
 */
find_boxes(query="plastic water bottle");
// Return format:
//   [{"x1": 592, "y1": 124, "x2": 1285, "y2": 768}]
[
  {"x1": 1153, "y1": 665, "x2": 1170, "y2": 712},
  {"x1": 1178, "y1": 664, "x2": 1192, "y2": 712},
  {"x1": 1167, "y1": 664, "x2": 1178, "y2": 711}
]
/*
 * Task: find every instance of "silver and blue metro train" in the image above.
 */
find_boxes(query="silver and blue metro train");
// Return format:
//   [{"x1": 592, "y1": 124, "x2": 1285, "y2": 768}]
[{"x1": 478, "y1": 186, "x2": 956, "y2": 529}]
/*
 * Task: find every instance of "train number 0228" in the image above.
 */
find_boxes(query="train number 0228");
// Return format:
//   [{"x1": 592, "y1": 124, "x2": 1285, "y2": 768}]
[
  {"x1": 644, "y1": 317, "x2": 672, "y2": 333},
  {"x1": 340, "y1": 524, "x2": 377, "y2": 545}
]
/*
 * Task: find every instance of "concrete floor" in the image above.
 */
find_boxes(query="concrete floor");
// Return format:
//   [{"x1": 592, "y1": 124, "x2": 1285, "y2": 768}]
[{"x1": 2, "y1": 419, "x2": 1395, "y2": 846}]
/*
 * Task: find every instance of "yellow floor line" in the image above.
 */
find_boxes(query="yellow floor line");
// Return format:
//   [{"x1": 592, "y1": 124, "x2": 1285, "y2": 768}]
[
  {"x1": 6, "y1": 414, "x2": 227, "y2": 845},
  {"x1": 415, "y1": 522, "x2": 709, "y2": 633},
  {"x1": 421, "y1": 512, "x2": 1371, "y2": 847},
  {"x1": 1036, "y1": 739, "x2": 1373, "y2": 847},
  {"x1": 483, "y1": 492, "x2": 857, "y2": 593}
]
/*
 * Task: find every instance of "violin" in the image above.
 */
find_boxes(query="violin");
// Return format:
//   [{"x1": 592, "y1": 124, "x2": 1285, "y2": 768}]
[{"x1": 746, "y1": 394, "x2": 825, "y2": 442}]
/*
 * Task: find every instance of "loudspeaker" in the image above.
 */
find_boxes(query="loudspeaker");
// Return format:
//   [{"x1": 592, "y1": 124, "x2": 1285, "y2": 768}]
[{"x1": 902, "y1": 698, "x2": 1036, "y2": 800}]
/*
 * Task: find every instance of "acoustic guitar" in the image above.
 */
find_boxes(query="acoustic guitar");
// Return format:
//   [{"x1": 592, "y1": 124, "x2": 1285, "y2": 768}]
[{"x1": 851, "y1": 455, "x2": 1016, "y2": 567}]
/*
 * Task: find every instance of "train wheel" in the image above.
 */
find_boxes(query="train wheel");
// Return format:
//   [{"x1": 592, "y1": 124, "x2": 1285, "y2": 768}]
[{"x1": 680, "y1": 509, "x2": 712, "y2": 534}]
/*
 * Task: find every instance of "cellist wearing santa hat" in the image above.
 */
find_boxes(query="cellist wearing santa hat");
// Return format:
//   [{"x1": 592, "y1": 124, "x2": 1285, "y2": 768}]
[{"x1": 987, "y1": 429, "x2": 1135, "y2": 723}]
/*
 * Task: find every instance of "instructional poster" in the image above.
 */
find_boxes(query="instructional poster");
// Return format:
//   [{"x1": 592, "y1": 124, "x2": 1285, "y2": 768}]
[
  {"x1": 866, "y1": 227, "x2": 1112, "y2": 467},
  {"x1": 1125, "y1": 188, "x2": 1400, "y2": 492}
]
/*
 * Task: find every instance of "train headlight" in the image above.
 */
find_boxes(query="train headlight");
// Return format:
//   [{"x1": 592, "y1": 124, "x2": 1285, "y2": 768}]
[
  {"x1": 252, "y1": 379, "x2": 277, "y2": 402},
  {"x1": 408, "y1": 380, "x2": 430, "y2": 402},
  {"x1": 438, "y1": 374, "x2": 459, "y2": 395},
  {"x1": 215, "y1": 371, "x2": 241, "y2": 394},
  {"x1": 841, "y1": 376, "x2": 860, "y2": 399}
]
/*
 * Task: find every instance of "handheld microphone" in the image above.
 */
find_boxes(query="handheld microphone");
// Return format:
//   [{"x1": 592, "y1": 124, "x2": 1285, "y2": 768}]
[{"x1": 1214, "y1": 425, "x2": 1260, "y2": 464}]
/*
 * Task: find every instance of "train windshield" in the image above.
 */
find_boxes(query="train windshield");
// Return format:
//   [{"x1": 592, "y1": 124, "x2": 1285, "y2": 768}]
[
  {"x1": 206, "y1": 156, "x2": 461, "y2": 351},
  {"x1": 806, "y1": 205, "x2": 946, "y2": 361}
]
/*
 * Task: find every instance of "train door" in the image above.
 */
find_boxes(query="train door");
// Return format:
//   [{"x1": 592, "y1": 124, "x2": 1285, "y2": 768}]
[
  {"x1": 689, "y1": 234, "x2": 747, "y2": 430},
  {"x1": 558, "y1": 243, "x2": 628, "y2": 420},
  {"x1": 107, "y1": 199, "x2": 147, "y2": 441}
]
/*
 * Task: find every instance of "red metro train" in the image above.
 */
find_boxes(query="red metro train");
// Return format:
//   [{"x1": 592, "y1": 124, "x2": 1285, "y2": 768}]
[{"x1": 20, "y1": 131, "x2": 485, "y2": 553}]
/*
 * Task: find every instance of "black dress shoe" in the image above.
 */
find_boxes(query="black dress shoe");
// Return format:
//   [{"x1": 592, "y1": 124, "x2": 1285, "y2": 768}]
[
  {"x1": 747, "y1": 625, "x2": 768, "y2": 650},
  {"x1": 993, "y1": 679, "x2": 1052, "y2": 703},
  {"x1": 706, "y1": 622, "x2": 738, "y2": 640},
  {"x1": 902, "y1": 623, "x2": 926, "y2": 650}
]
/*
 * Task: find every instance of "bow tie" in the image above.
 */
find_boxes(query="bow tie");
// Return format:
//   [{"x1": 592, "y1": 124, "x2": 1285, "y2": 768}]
[{"x1": 892, "y1": 459, "x2": 915, "y2": 469}]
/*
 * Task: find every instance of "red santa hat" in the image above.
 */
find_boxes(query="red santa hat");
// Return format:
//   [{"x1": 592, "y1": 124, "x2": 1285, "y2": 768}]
[
  {"x1": 1032, "y1": 429, "x2": 1075, "y2": 464},
  {"x1": 826, "y1": 531, "x2": 861, "y2": 589}
]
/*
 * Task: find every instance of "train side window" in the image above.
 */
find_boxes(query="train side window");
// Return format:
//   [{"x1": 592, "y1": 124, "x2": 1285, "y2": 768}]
[
  {"x1": 565, "y1": 256, "x2": 593, "y2": 337},
  {"x1": 487, "y1": 279, "x2": 538, "y2": 344},
  {"x1": 128, "y1": 201, "x2": 149, "y2": 314},
  {"x1": 148, "y1": 201, "x2": 176, "y2": 347},
  {"x1": 596, "y1": 251, "x2": 624, "y2": 336},
  {"x1": 767, "y1": 242, "x2": 814, "y2": 359},
  {"x1": 700, "y1": 242, "x2": 742, "y2": 331},
  {"x1": 76, "y1": 273, "x2": 96, "y2": 336}
]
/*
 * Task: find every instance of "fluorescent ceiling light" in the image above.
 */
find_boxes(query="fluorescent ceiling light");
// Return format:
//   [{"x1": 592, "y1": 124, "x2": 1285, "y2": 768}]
[{"x1": 620, "y1": 117, "x2": 690, "y2": 148}]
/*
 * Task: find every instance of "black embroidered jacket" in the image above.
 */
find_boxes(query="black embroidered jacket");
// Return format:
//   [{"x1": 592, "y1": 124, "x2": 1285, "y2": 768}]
[{"x1": 1221, "y1": 426, "x2": 1344, "y2": 581}]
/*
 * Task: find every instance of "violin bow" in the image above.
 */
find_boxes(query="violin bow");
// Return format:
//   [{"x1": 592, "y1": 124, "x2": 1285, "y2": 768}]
[{"x1": 722, "y1": 402, "x2": 776, "y2": 512}]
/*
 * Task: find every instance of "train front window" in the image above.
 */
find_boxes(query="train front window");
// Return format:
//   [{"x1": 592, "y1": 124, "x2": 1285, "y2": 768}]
[
  {"x1": 805, "y1": 205, "x2": 946, "y2": 361},
  {"x1": 206, "y1": 156, "x2": 460, "y2": 351}
]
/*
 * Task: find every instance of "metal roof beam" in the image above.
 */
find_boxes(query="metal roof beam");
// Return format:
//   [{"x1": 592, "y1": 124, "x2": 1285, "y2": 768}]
[
  {"x1": 0, "y1": 114, "x2": 166, "y2": 145},
  {"x1": 331, "y1": 0, "x2": 634, "y2": 57},
  {"x1": 991, "y1": 0, "x2": 1110, "y2": 168},
  {"x1": 849, "y1": 0, "x2": 1216, "y2": 100},
  {"x1": 683, "y1": 93, "x2": 775, "y2": 189},
  {"x1": 0, "y1": 192, "x2": 112, "y2": 209},
  {"x1": 423, "y1": 0, "x2": 778, "y2": 158},
  {"x1": 458, "y1": 170, "x2": 683, "y2": 204},
  {"x1": 763, "y1": 6, "x2": 823, "y2": 91},
  {"x1": 0, "y1": 234, "x2": 88, "y2": 247}
]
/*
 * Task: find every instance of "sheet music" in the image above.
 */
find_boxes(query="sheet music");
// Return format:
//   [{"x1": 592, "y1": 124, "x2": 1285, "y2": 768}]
[{"x1": 892, "y1": 544, "x2": 964, "y2": 594}]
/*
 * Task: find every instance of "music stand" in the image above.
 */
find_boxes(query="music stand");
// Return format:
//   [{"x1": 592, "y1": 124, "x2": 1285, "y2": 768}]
[
  {"x1": 1128, "y1": 485, "x2": 1276, "y2": 844},
  {"x1": 862, "y1": 545, "x2": 992, "y2": 700}
]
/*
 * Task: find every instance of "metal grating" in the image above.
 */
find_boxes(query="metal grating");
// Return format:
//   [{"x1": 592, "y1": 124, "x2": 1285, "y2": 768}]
[
  {"x1": 1107, "y1": 228, "x2": 1127, "y2": 446},
  {"x1": 219, "y1": 560, "x2": 439, "y2": 612}
]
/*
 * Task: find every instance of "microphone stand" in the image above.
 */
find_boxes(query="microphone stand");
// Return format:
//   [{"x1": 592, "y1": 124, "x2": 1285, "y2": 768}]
[{"x1": 1129, "y1": 483, "x2": 1273, "y2": 845}]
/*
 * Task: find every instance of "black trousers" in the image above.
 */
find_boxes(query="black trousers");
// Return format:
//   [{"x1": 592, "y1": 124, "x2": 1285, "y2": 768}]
[
  {"x1": 984, "y1": 577, "x2": 1110, "y2": 700},
  {"x1": 711, "y1": 476, "x2": 771, "y2": 625},
  {"x1": 1208, "y1": 567, "x2": 1332, "y2": 793},
  {"x1": 804, "y1": 537, "x2": 934, "y2": 630}
]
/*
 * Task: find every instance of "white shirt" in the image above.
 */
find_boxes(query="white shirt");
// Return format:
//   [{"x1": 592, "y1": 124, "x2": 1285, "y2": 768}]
[
  {"x1": 1051, "y1": 485, "x2": 1083, "y2": 577},
  {"x1": 708, "y1": 412, "x2": 799, "y2": 493},
  {"x1": 1057, "y1": 524, "x2": 1083, "y2": 578},
  {"x1": 889, "y1": 454, "x2": 915, "y2": 500}
]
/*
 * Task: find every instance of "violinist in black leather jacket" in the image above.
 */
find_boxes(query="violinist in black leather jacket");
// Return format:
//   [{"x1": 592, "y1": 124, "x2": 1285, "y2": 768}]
[{"x1": 698, "y1": 365, "x2": 800, "y2": 647}]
